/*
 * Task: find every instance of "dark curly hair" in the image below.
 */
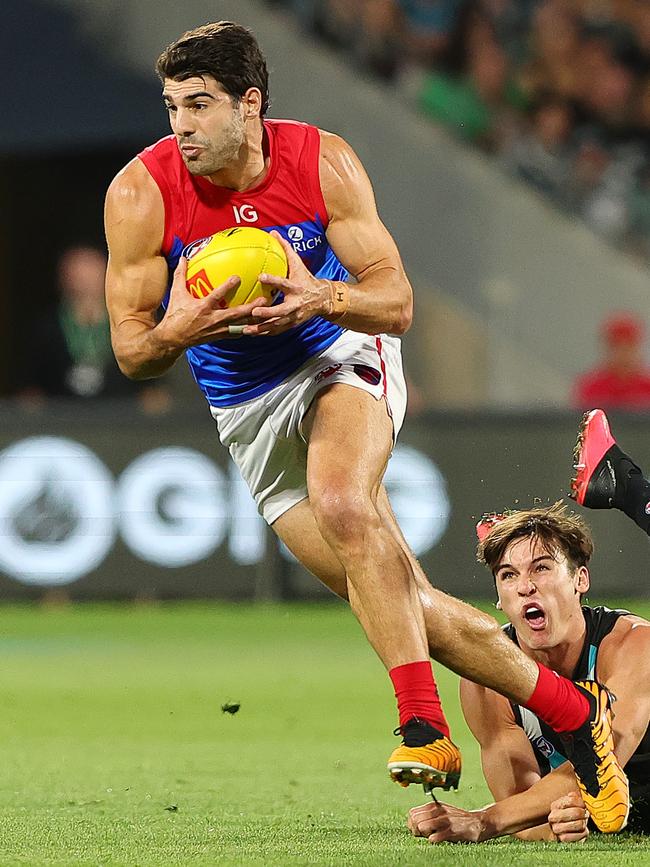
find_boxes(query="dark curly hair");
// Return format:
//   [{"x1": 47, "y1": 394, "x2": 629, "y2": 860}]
[{"x1": 156, "y1": 22, "x2": 270, "y2": 115}]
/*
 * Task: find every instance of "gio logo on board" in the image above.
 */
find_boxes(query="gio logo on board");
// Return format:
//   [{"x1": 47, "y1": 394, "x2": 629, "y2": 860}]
[{"x1": 0, "y1": 439, "x2": 449, "y2": 586}]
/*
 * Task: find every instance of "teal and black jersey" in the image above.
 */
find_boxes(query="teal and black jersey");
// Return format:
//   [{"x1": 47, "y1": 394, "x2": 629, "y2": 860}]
[{"x1": 505, "y1": 606, "x2": 650, "y2": 833}]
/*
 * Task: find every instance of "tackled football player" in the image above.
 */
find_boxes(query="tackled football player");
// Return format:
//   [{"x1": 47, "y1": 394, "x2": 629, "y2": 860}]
[
  {"x1": 104, "y1": 22, "x2": 626, "y2": 824},
  {"x1": 409, "y1": 415, "x2": 650, "y2": 843}
]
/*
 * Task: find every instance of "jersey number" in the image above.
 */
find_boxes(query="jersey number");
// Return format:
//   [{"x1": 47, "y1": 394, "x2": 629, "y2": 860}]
[{"x1": 233, "y1": 204, "x2": 258, "y2": 223}]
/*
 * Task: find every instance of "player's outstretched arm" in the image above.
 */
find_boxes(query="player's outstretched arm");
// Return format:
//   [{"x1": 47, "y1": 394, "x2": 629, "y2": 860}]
[
  {"x1": 408, "y1": 679, "x2": 584, "y2": 843},
  {"x1": 105, "y1": 160, "x2": 270, "y2": 379},
  {"x1": 409, "y1": 782, "x2": 589, "y2": 844},
  {"x1": 248, "y1": 131, "x2": 413, "y2": 337},
  {"x1": 598, "y1": 615, "x2": 650, "y2": 769},
  {"x1": 459, "y1": 678, "x2": 566, "y2": 841}
]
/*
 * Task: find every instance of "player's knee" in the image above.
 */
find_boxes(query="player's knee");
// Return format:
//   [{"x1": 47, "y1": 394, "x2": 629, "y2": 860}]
[{"x1": 311, "y1": 485, "x2": 378, "y2": 547}]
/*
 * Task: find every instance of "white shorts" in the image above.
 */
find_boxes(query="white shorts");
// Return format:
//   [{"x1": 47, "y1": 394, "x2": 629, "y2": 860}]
[{"x1": 211, "y1": 330, "x2": 407, "y2": 524}]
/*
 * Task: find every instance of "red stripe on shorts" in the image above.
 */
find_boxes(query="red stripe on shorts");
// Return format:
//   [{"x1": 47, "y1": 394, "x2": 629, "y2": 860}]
[{"x1": 375, "y1": 336, "x2": 388, "y2": 397}]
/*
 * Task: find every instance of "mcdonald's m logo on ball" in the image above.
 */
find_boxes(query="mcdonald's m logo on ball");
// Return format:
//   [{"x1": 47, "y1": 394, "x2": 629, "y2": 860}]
[{"x1": 188, "y1": 269, "x2": 214, "y2": 299}]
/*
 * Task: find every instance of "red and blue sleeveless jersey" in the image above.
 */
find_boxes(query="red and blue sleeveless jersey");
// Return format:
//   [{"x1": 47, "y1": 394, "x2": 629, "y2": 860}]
[{"x1": 138, "y1": 119, "x2": 347, "y2": 407}]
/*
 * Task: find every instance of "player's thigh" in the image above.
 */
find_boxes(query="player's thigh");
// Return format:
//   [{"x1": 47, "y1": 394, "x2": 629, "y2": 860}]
[
  {"x1": 272, "y1": 498, "x2": 348, "y2": 599},
  {"x1": 304, "y1": 384, "x2": 394, "y2": 502}
]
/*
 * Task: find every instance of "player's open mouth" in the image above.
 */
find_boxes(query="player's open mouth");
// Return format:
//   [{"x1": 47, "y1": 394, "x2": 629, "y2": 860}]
[
  {"x1": 180, "y1": 144, "x2": 203, "y2": 158},
  {"x1": 522, "y1": 603, "x2": 546, "y2": 630}
]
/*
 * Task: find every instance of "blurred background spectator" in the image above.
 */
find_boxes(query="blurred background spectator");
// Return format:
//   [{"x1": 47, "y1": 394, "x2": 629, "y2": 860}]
[
  {"x1": 275, "y1": 0, "x2": 650, "y2": 266},
  {"x1": 499, "y1": 95, "x2": 574, "y2": 201},
  {"x1": 573, "y1": 312, "x2": 650, "y2": 410},
  {"x1": 19, "y1": 245, "x2": 171, "y2": 413}
]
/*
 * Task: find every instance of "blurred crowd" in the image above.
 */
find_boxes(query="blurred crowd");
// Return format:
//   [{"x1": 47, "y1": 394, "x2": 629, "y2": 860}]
[
  {"x1": 16, "y1": 2, "x2": 650, "y2": 414},
  {"x1": 271, "y1": 0, "x2": 650, "y2": 263}
]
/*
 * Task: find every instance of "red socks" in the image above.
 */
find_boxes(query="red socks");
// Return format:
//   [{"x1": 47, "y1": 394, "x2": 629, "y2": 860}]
[
  {"x1": 388, "y1": 661, "x2": 587, "y2": 740},
  {"x1": 389, "y1": 660, "x2": 450, "y2": 738},
  {"x1": 525, "y1": 662, "x2": 590, "y2": 732}
]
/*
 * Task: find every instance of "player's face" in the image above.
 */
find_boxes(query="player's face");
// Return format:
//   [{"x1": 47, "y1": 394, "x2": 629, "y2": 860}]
[
  {"x1": 163, "y1": 76, "x2": 247, "y2": 176},
  {"x1": 494, "y1": 536, "x2": 589, "y2": 653}
]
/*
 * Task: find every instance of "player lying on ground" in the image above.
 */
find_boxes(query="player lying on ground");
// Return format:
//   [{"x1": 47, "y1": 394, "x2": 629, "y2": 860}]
[
  {"x1": 105, "y1": 22, "x2": 626, "y2": 826},
  {"x1": 409, "y1": 417, "x2": 650, "y2": 843}
]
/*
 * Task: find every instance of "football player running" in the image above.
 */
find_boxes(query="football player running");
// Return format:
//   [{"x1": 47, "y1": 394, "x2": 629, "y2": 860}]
[{"x1": 105, "y1": 22, "x2": 627, "y2": 824}]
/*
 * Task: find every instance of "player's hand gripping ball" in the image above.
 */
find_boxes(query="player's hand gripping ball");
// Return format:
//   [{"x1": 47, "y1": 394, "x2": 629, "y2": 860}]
[{"x1": 184, "y1": 227, "x2": 287, "y2": 308}]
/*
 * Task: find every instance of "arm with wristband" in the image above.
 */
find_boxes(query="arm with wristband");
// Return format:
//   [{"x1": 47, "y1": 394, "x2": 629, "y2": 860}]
[{"x1": 244, "y1": 130, "x2": 413, "y2": 338}]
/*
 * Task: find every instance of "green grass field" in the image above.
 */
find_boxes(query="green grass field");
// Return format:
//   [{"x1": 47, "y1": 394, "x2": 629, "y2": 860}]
[{"x1": 0, "y1": 600, "x2": 648, "y2": 866}]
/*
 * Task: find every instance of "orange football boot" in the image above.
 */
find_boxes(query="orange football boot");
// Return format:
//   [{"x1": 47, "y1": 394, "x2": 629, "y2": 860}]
[
  {"x1": 388, "y1": 718, "x2": 461, "y2": 792},
  {"x1": 560, "y1": 680, "x2": 629, "y2": 833}
]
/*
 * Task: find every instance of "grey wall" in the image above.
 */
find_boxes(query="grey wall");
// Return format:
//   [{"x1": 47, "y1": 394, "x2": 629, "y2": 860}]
[{"x1": 43, "y1": 0, "x2": 650, "y2": 407}]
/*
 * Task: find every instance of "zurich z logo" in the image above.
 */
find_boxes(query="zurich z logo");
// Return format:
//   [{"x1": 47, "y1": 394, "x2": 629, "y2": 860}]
[
  {"x1": 266, "y1": 218, "x2": 328, "y2": 270},
  {"x1": 284, "y1": 221, "x2": 324, "y2": 254}
]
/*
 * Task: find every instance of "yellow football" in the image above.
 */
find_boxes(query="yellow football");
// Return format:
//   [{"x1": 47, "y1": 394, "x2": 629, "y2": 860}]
[{"x1": 184, "y1": 226, "x2": 287, "y2": 308}]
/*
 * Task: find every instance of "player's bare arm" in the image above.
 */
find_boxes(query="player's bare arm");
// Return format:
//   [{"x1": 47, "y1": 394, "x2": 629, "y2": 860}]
[
  {"x1": 246, "y1": 131, "x2": 413, "y2": 337},
  {"x1": 409, "y1": 679, "x2": 584, "y2": 842},
  {"x1": 105, "y1": 159, "x2": 269, "y2": 379},
  {"x1": 460, "y1": 679, "x2": 544, "y2": 801},
  {"x1": 597, "y1": 615, "x2": 650, "y2": 765},
  {"x1": 409, "y1": 762, "x2": 588, "y2": 843},
  {"x1": 461, "y1": 678, "x2": 580, "y2": 840},
  {"x1": 452, "y1": 678, "x2": 559, "y2": 842}
]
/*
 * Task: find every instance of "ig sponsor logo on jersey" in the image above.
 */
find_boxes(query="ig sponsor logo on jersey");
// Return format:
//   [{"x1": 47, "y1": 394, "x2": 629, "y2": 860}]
[{"x1": 233, "y1": 204, "x2": 258, "y2": 223}]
